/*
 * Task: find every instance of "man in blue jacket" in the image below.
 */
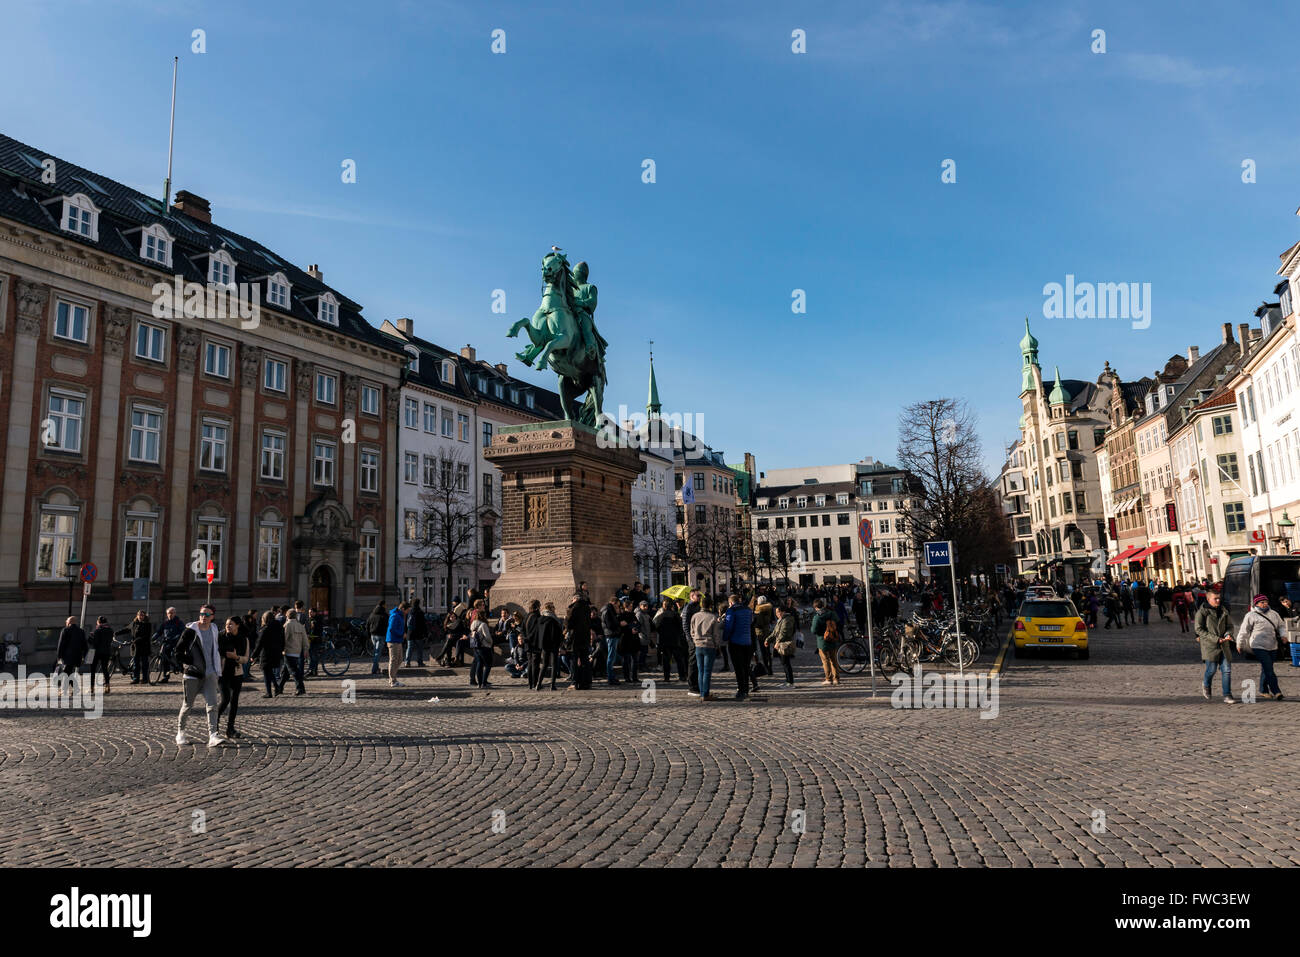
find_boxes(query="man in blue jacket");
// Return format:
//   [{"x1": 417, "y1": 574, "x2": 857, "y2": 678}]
[
  {"x1": 386, "y1": 601, "x2": 409, "y2": 687},
  {"x1": 723, "y1": 593, "x2": 755, "y2": 700}
]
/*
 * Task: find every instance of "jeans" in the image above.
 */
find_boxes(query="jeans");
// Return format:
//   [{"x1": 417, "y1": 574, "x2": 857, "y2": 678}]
[
  {"x1": 371, "y1": 635, "x2": 385, "y2": 674},
  {"x1": 471, "y1": 646, "x2": 493, "y2": 687},
  {"x1": 1203, "y1": 658, "x2": 1232, "y2": 697},
  {"x1": 778, "y1": 652, "x2": 795, "y2": 684},
  {"x1": 218, "y1": 675, "x2": 243, "y2": 734},
  {"x1": 1257, "y1": 649, "x2": 1281, "y2": 696},
  {"x1": 178, "y1": 673, "x2": 220, "y2": 737},
  {"x1": 604, "y1": 636, "x2": 620, "y2": 682},
  {"x1": 132, "y1": 643, "x2": 151, "y2": 682},
  {"x1": 308, "y1": 642, "x2": 322, "y2": 676},
  {"x1": 277, "y1": 655, "x2": 304, "y2": 693},
  {"x1": 730, "y1": 642, "x2": 754, "y2": 695},
  {"x1": 687, "y1": 640, "x2": 700, "y2": 693},
  {"x1": 1140, "y1": 607, "x2": 1150, "y2": 625},
  {"x1": 91, "y1": 653, "x2": 112, "y2": 692},
  {"x1": 404, "y1": 639, "x2": 425, "y2": 666},
  {"x1": 695, "y1": 648, "x2": 717, "y2": 697}
]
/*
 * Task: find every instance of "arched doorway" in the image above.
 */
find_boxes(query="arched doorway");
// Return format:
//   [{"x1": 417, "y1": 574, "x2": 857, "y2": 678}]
[{"x1": 310, "y1": 565, "x2": 334, "y2": 617}]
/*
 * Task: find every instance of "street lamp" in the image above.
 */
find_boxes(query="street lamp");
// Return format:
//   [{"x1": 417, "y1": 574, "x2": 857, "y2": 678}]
[{"x1": 1276, "y1": 513, "x2": 1295, "y2": 554}]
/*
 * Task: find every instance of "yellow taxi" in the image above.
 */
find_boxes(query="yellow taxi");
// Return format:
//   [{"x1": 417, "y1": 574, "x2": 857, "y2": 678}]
[{"x1": 1013, "y1": 599, "x2": 1089, "y2": 659}]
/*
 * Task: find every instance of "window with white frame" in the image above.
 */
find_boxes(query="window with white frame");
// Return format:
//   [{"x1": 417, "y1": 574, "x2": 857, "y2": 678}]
[
  {"x1": 46, "y1": 390, "x2": 85, "y2": 453},
  {"x1": 204, "y1": 341, "x2": 230, "y2": 377},
  {"x1": 135, "y1": 321, "x2": 166, "y2": 362},
  {"x1": 360, "y1": 449, "x2": 380, "y2": 493},
  {"x1": 796, "y1": 495, "x2": 807, "y2": 508},
  {"x1": 313, "y1": 440, "x2": 336, "y2": 486},
  {"x1": 423, "y1": 403, "x2": 436, "y2": 433},
  {"x1": 525, "y1": 392, "x2": 534, "y2": 409},
  {"x1": 403, "y1": 452, "x2": 418, "y2": 484},
  {"x1": 317, "y1": 292, "x2": 338, "y2": 325},
  {"x1": 404, "y1": 510, "x2": 418, "y2": 541},
  {"x1": 257, "y1": 519, "x2": 282, "y2": 582},
  {"x1": 35, "y1": 505, "x2": 78, "y2": 580},
  {"x1": 510, "y1": 387, "x2": 519, "y2": 404},
  {"x1": 494, "y1": 382, "x2": 504, "y2": 399},
  {"x1": 359, "y1": 529, "x2": 378, "y2": 581},
  {"x1": 208, "y1": 249, "x2": 235, "y2": 287},
  {"x1": 836, "y1": 492, "x2": 849, "y2": 505},
  {"x1": 441, "y1": 408, "x2": 454, "y2": 438},
  {"x1": 59, "y1": 194, "x2": 99, "y2": 238},
  {"x1": 456, "y1": 462, "x2": 469, "y2": 492},
  {"x1": 441, "y1": 359, "x2": 454, "y2": 384},
  {"x1": 315, "y1": 371, "x2": 337, "y2": 405},
  {"x1": 140, "y1": 224, "x2": 173, "y2": 266},
  {"x1": 195, "y1": 517, "x2": 224, "y2": 581},
  {"x1": 361, "y1": 384, "x2": 379, "y2": 416},
  {"x1": 122, "y1": 511, "x2": 156, "y2": 580},
  {"x1": 404, "y1": 397, "x2": 419, "y2": 428},
  {"x1": 423, "y1": 455, "x2": 436, "y2": 487},
  {"x1": 263, "y1": 357, "x2": 287, "y2": 392},
  {"x1": 476, "y1": 374, "x2": 487, "y2": 392},
  {"x1": 266, "y1": 272, "x2": 291, "y2": 308},
  {"x1": 54, "y1": 300, "x2": 90, "y2": 343},
  {"x1": 458, "y1": 412, "x2": 469, "y2": 441},
  {"x1": 815, "y1": 495, "x2": 826, "y2": 507},
  {"x1": 260, "y1": 430, "x2": 286, "y2": 480},
  {"x1": 128, "y1": 407, "x2": 162, "y2": 463},
  {"x1": 199, "y1": 420, "x2": 228, "y2": 472}
]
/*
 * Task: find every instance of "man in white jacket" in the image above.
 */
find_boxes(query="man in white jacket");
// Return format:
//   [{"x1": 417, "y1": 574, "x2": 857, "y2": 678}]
[
  {"x1": 175, "y1": 605, "x2": 230, "y2": 747},
  {"x1": 1236, "y1": 594, "x2": 1285, "y2": 701}
]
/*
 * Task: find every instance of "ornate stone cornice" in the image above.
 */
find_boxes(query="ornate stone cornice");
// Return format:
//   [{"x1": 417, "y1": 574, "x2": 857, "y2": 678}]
[
  {"x1": 295, "y1": 361, "x2": 316, "y2": 396},
  {"x1": 343, "y1": 373, "x2": 358, "y2": 412},
  {"x1": 104, "y1": 306, "x2": 131, "y2": 358},
  {"x1": 15, "y1": 279, "x2": 49, "y2": 338}
]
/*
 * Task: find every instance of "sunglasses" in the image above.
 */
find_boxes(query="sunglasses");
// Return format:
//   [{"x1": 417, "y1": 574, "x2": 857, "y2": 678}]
[{"x1": 198, "y1": 612, "x2": 213, "y2": 618}]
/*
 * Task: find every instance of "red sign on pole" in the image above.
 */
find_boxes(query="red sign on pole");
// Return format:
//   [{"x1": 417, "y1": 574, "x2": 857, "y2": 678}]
[
  {"x1": 205, "y1": 560, "x2": 215, "y2": 584},
  {"x1": 858, "y1": 518, "x2": 873, "y2": 547}
]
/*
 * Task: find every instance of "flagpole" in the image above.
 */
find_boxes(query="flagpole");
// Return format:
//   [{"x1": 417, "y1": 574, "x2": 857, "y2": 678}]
[{"x1": 163, "y1": 56, "x2": 178, "y2": 207}]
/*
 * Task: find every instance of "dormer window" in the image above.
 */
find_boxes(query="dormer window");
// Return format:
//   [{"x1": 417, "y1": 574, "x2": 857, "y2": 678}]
[
  {"x1": 405, "y1": 345, "x2": 419, "y2": 374},
  {"x1": 778, "y1": 497, "x2": 790, "y2": 509},
  {"x1": 815, "y1": 494, "x2": 826, "y2": 507},
  {"x1": 510, "y1": 387, "x2": 519, "y2": 404},
  {"x1": 476, "y1": 375, "x2": 487, "y2": 392},
  {"x1": 494, "y1": 382, "x2": 504, "y2": 399},
  {"x1": 140, "y1": 224, "x2": 173, "y2": 267},
  {"x1": 266, "y1": 272, "x2": 291, "y2": 309},
  {"x1": 441, "y1": 359, "x2": 454, "y2": 384},
  {"x1": 208, "y1": 249, "x2": 235, "y2": 287},
  {"x1": 796, "y1": 495, "x2": 808, "y2": 508},
  {"x1": 58, "y1": 193, "x2": 100, "y2": 240},
  {"x1": 525, "y1": 392, "x2": 534, "y2": 409},
  {"x1": 317, "y1": 292, "x2": 339, "y2": 326}
]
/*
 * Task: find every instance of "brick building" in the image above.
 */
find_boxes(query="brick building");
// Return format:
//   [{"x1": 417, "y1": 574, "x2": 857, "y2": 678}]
[{"x1": 0, "y1": 134, "x2": 406, "y2": 655}]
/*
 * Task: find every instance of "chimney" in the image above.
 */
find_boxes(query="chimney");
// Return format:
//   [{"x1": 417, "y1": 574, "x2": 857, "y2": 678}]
[
  {"x1": 1187, "y1": 346, "x2": 1200, "y2": 363},
  {"x1": 1221, "y1": 322, "x2": 1234, "y2": 344},
  {"x1": 460, "y1": 344, "x2": 476, "y2": 361},
  {"x1": 307, "y1": 264, "x2": 324, "y2": 281},
  {"x1": 171, "y1": 189, "x2": 211, "y2": 223},
  {"x1": 1250, "y1": 328, "x2": 1262, "y2": 343},
  {"x1": 395, "y1": 317, "x2": 413, "y2": 337},
  {"x1": 1238, "y1": 323, "x2": 1251, "y2": 357},
  {"x1": 495, "y1": 363, "x2": 508, "y2": 375}
]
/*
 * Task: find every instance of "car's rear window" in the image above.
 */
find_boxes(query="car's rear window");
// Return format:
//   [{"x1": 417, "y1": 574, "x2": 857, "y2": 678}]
[{"x1": 1021, "y1": 601, "x2": 1076, "y2": 618}]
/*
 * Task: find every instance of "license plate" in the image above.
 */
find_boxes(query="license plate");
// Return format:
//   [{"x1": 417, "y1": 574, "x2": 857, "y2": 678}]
[
  {"x1": 1037, "y1": 636, "x2": 1062, "y2": 642},
  {"x1": 1038, "y1": 625, "x2": 1061, "y2": 631}
]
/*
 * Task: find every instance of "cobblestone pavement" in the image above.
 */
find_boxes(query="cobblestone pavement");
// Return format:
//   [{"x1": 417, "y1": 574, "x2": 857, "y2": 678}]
[{"x1": 1, "y1": 615, "x2": 1298, "y2": 866}]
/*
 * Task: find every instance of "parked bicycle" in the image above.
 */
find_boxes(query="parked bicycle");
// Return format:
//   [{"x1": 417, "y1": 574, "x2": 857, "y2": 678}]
[
  {"x1": 900, "y1": 615, "x2": 979, "y2": 668},
  {"x1": 313, "y1": 630, "x2": 352, "y2": 677}
]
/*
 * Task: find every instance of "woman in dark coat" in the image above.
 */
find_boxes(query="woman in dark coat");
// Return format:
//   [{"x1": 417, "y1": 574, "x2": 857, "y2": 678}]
[
  {"x1": 127, "y1": 610, "x2": 152, "y2": 684},
  {"x1": 217, "y1": 617, "x2": 251, "y2": 739},
  {"x1": 251, "y1": 610, "x2": 285, "y2": 698},
  {"x1": 55, "y1": 616, "x2": 88, "y2": 695}
]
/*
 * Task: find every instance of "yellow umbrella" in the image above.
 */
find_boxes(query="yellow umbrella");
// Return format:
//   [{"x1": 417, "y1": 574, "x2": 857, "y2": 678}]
[{"x1": 660, "y1": 585, "x2": 692, "y2": 601}]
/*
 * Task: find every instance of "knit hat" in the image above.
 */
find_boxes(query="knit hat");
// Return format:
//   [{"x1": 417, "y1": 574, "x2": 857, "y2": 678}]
[{"x1": 1253, "y1": 594, "x2": 1270, "y2": 606}]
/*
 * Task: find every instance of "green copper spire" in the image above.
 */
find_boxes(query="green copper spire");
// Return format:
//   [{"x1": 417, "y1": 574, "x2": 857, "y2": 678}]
[
  {"x1": 647, "y1": 349, "x2": 661, "y2": 416},
  {"x1": 1020, "y1": 316, "x2": 1041, "y2": 393},
  {"x1": 1048, "y1": 366, "x2": 1070, "y2": 405}
]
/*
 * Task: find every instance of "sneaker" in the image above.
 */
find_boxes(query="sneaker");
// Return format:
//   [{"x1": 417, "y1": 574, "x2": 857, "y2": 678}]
[
  {"x1": 1224, "y1": 696, "x2": 1235, "y2": 704},
  {"x1": 687, "y1": 691, "x2": 700, "y2": 697},
  {"x1": 390, "y1": 680, "x2": 402, "y2": 687},
  {"x1": 1201, "y1": 685, "x2": 1211, "y2": 700},
  {"x1": 176, "y1": 731, "x2": 191, "y2": 745},
  {"x1": 1263, "y1": 692, "x2": 1276, "y2": 700},
  {"x1": 207, "y1": 734, "x2": 231, "y2": 748},
  {"x1": 821, "y1": 679, "x2": 832, "y2": 685},
  {"x1": 1275, "y1": 693, "x2": 1286, "y2": 701}
]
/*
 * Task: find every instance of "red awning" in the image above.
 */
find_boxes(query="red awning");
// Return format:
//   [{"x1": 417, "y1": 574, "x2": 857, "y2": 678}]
[
  {"x1": 1129, "y1": 542, "x2": 1170, "y2": 563},
  {"x1": 1108, "y1": 546, "x2": 1142, "y2": 565}
]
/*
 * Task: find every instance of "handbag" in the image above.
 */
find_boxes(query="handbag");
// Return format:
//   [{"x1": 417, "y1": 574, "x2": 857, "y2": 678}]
[
  {"x1": 794, "y1": 631, "x2": 805, "y2": 649},
  {"x1": 774, "y1": 638, "x2": 796, "y2": 657}
]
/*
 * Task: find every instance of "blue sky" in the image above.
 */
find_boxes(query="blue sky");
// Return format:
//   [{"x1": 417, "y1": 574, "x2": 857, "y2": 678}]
[{"x1": 4, "y1": 0, "x2": 1299, "y2": 478}]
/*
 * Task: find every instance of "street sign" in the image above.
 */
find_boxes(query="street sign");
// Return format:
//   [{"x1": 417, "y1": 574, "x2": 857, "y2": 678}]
[
  {"x1": 205, "y1": 560, "x2": 215, "y2": 584},
  {"x1": 1249, "y1": 530, "x2": 1266, "y2": 543},
  {"x1": 79, "y1": 562, "x2": 97, "y2": 583},
  {"x1": 924, "y1": 541, "x2": 953, "y2": 567},
  {"x1": 131, "y1": 578, "x2": 150, "y2": 601},
  {"x1": 858, "y1": 517, "x2": 873, "y2": 547}
]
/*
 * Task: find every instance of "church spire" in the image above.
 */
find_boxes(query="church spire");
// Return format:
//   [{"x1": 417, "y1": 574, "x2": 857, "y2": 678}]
[{"x1": 647, "y1": 342, "x2": 661, "y2": 417}]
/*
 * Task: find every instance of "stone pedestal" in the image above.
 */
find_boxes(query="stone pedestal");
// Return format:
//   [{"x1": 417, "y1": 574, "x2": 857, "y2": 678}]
[{"x1": 482, "y1": 421, "x2": 644, "y2": 613}]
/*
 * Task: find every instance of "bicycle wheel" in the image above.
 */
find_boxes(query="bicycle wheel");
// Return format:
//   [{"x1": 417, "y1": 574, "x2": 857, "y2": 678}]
[
  {"x1": 836, "y1": 641, "x2": 867, "y2": 675},
  {"x1": 902, "y1": 639, "x2": 922, "y2": 669},
  {"x1": 148, "y1": 652, "x2": 166, "y2": 684},
  {"x1": 116, "y1": 644, "x2": 133, "y2": 675},
  {"x1": 321, "y1": 647, "x2": 351, "y2": 677}
]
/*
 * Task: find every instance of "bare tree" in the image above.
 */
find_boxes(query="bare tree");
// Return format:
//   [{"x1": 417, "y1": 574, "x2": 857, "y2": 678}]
[
  {"x1": 896, "y1": 398, "x2": 1013, "y2": 594},
  {"x1": 413, "y1": 449, "x2": 489, "y2": 609},
  {"x1": 634, "y1": 503, "x2": 677, "y2": 597}
]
